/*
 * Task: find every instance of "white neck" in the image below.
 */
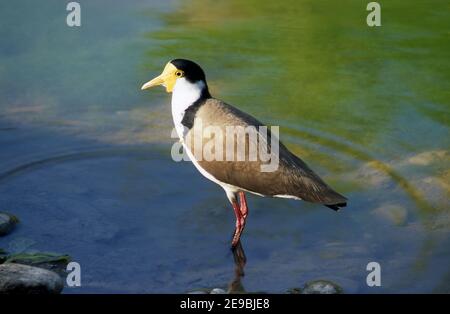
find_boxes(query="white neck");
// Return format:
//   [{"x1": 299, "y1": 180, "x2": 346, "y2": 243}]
[{"x1": 171, "y1": 78, "x2": 205, "y2": 138}]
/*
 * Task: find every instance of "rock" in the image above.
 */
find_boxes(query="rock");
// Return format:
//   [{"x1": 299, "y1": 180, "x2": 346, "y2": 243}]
[
  {"x1": 412, "y1": 174, "x2": 449, "y2": 210},
  {"x1": 0, "y1": 212, "x2": 19, "y2": 236},
  {"x1": 300, "y1": 280, "x2": 343, "y2": 294},
  {"x1": 354, "y1": 161, "x2": 390, "y2": 187},
  {"x1": 187, "y1": 290, "x2": 209, "y2": 294},
  {"x1": 407, "y1": 150, "x2": 448, "y2": 166},
  {"x1": 210, "y1": 288, "x2": 227, "y2": 294},
  {"x1": 0, "y1": 263, "x2": 63, "y2": 294},
  {"x1": 373, "y1": 204, "x2": 408, "y2": 226},
  {"x1": 5, "y1": 252, "x2": 71, "y2": 277},
  {"x1": 286, "y1": 287, "x2": 302, "y2": 294}
]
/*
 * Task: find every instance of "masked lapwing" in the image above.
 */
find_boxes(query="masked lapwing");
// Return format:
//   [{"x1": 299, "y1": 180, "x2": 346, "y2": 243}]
[{"x1": 141, "y1": 59, "x2": 347, "y2": 248}]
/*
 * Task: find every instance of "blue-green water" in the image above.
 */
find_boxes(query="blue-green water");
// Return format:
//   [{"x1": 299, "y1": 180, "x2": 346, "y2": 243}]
[{"x1": 0, "y1": 0, "x2": 449, "y2": 293}]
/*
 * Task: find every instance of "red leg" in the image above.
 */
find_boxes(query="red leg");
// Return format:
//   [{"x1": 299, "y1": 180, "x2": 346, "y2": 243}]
[
  {"x1": 231, "y1": 199, "x2": 243, "y2": 248},
  {"x1": 238, "y1": 191, "x2": 248, "y2": 220},
  {"x1": 231, "y1": 192, "x2": 250, "y2": 248}
]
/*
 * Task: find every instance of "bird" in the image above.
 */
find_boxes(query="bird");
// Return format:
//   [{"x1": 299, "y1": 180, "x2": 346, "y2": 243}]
[{"x1": 141, "y1": 59, "x2": 347, "y2": 248}]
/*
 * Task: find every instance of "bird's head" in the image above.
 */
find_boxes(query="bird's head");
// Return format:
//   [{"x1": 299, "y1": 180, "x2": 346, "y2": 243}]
[{"x1": 141, "y1": 59, "x2": 210, "y2": 98}]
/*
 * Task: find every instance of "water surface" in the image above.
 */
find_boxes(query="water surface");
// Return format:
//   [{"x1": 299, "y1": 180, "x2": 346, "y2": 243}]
[{"x1": 0, "y1": 0, "x2": 449, "y2": 293}]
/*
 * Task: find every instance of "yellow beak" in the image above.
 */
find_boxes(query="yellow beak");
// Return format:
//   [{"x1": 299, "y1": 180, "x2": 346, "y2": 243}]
[
  {"x1": 140, "y1": 76, "x2": 165, "y2": 90},
  {"x1": 141, "y1": 63, "x2": 178, "y2": 92}
]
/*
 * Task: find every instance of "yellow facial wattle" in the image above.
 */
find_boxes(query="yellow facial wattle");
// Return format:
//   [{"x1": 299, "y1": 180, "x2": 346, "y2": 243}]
[{"x1": 141, "y1": 62, "x2": 184, "y2": 93}]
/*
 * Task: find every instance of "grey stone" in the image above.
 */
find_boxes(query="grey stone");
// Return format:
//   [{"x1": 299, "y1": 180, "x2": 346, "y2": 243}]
[
  {"x1": 210, "y1": 288, "x2": 227, "y2": 294},
  {"x1": 406, "y1": 150, "x2": 448, "y2": 166},
  {"x1": 5, "y1": 252, "x2": 71, "y2": 277},
  {"x1": 286, "y1": 287, "x2": 302, "y2": 294},
  {"x1": 187, "y1": 290, "x2": 208, "y2": 294},
  {"x1": 301, "y1": 280, "x2": 343, "y2": 294},
  {"x1": 0, "y1": 263, "x2": 64, "y2": 294},
  {"x1": 0, "y1": 212, "x2": 19, "y2": 236}
]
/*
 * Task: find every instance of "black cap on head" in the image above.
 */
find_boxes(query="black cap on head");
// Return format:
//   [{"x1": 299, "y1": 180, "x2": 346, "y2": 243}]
[{"x1": 170, "y1": 59, "x2": 207, "y2": 84}]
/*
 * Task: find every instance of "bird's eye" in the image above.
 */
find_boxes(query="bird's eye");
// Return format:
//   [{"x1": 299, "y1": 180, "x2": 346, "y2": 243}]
[{"x1": 175, "y1": 70, "x2": 183, "y2": 77}]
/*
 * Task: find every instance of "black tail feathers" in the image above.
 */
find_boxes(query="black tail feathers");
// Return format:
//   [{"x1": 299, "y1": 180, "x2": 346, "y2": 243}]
[{"x1": 325, "y1": 202, "x2": 347, "y2": 211}]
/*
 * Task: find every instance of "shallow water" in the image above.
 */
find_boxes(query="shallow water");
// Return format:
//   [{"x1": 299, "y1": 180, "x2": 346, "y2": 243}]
[{"x1": 0, "y1": 0, "x2": 449, "y2": 293}]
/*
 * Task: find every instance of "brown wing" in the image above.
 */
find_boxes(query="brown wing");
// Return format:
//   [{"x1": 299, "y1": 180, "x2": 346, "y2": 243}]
[{"x1": 184, "y1": 98, "x2": 347, "y2": 206}]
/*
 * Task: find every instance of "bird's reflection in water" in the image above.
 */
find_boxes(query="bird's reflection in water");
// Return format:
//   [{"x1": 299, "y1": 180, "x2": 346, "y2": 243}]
[
  {"x1": 225, "y1": 242, "x2": 343, "y2": 294},
  {"x1": 227, "y1": 241, "x2": 246, "y2": 293},
  {"x1": 189, "y1": 241, "x2": 342, "y2": 294}
]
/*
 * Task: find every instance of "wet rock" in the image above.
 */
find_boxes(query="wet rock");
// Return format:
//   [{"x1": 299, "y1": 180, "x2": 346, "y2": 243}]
[
  {"x1": 373, "y1": 204, "x2": 408, "y2": 226},
  {"x1": 0, "y1": 212, "x2": 19, "y2": 236},
  {"x1": 210, "y1": 288, "x2": 227, "y2": 294},
  {"x1": 187, "y1": 290, "x2": 209, "y2": 294},
  {"x1": 286, "y1": 287, "x2": 302, "y2": 294},
  {"x1": 5, "y1": 252, "x2": 71, "y2": 277},
  {"x1": 289, "y1": 280, "x2": 343, "y2": 294},
  {"x1": 303, "y1": 280, "x2": 343, "y2": 294},
  {"x1": 407, "y1": 150, "x2": 448, "y2": 166},
  {"x1": 412, "y1": 174, "x2": 449, "y2": 210},
  {"x1": 0, "y1": 263, "x2": 63, "y2": 294},
  {"x1": 354, "y1": 161, "x2": 390, "y2": 187}
]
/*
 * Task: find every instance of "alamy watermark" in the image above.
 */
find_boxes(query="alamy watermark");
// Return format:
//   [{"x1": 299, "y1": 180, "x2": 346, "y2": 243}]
[
  {"x1": 64, "y1": 2, "x2": 380, "y2": 28},
  {"x1": 170, "y1": 119, "x2": 280, "y2": 172},
  {"x1": 366, "y1": 261, "x2": 381, "y2": 287},
  {"x1": 366, "y1": 2, "x2": 381, "y2": 27},
  {"x1": 66, "y1": 261, "x2": 81, "y2": 287},
  {"x1": 66, "y1": 2, "x2": 81, "y2": 27}
]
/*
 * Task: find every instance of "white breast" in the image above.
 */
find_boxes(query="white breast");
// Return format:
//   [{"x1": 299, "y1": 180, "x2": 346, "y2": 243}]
[{"x1": 171, "y1": 78, "x2": 205, "y2": 139}]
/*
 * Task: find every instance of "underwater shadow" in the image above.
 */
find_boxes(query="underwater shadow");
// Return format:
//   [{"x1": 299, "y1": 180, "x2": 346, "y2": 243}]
[{"x1": 227, "y1": 241, "x2": 246, "y2": 294}]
